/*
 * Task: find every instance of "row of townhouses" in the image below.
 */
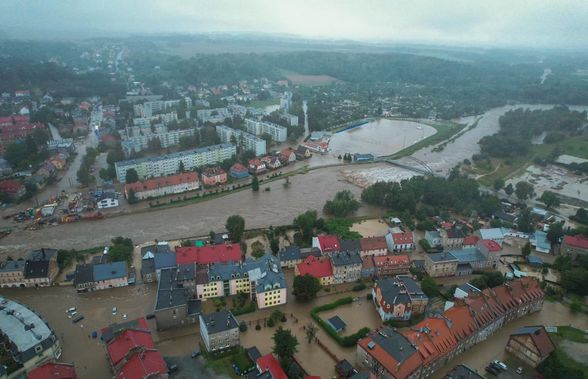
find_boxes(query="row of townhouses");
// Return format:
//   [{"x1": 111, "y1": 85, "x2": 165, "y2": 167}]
[{"x1": 0, "y1": 249, "x2": 58, "y2": 288}]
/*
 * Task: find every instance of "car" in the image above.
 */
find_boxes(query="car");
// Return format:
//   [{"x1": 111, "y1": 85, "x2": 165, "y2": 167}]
[
  {"x1": 516, "y1": 367, "x2": 523, "y2": 374},
  {"x1": 493, "y1": 360, "x2": 508, "y2": 370},
  {"x1": 66, "y1": 307, "x2": 76, "y2": 313},
  {"x1": 68, "y1": 311, "x2": 77, "y2": 318},
  {"x1": 112, "y1": 307, "x2": 117, "y2": 315},
  {"x1": 485, "y1": 365, "x2": 499, "y2": 376},
  {"x1": 122, "y1": 314, "x2": 128, "y2": 320},
  {"x1": 490, "y1": 363, "x2": 503, "y2": 371},
  {"x1": 191, "y1": 351, "x2": 201, "y2": 358},
  {"x1": 72, "y1": 315, "x2": 84, "y2": 323},
  {"x1": 167, "y1": 364, "x2": 178, "y2": 373}
]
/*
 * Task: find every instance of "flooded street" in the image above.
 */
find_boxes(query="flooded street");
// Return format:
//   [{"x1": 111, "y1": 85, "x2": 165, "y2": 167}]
[
  {"x1": 432, "y1": 300, "x2": 588, "y2": 378},
  {"x1": 0, "y1": 167, "x2": 384, "y2": 254}
]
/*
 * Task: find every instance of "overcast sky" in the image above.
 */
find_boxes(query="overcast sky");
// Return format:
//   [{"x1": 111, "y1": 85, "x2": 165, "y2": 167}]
[{"x1": 1, "y1": 0, "x2": 587, "y2": 48}]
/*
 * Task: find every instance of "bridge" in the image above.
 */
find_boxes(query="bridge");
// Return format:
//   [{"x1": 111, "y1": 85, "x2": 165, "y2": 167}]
[{"x1": 376, "y1": 156, "x2": 438, "y2": 177}]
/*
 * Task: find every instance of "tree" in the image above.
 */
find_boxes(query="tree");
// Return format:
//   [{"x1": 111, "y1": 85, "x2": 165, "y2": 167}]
[
  {"x1": 305, "y1": 323, "x2": 317, "y2": 343},
  {"x1": 127, "y1": 188, "x2": 138, "y2": 204},
  {"x1": 251, "y1": 241, "x2": 265, "y2": 258},
  {"x1": 293, "y1": 274, "x2": 321, "y2": 302},
  {"x1": 546, "y1": 222, "x2": 564, "y2": 245},
  {"x1": 125, "y1": 168, "x2": 139, "y2": 184},
  {"x1": 515, "y1": 181, "x2": 534, "y2": 201},
  {"x1": 323, "y1": 190, "x2": 360, "y2": 217},
  {"x1": 252, "y1": 176, "x2": 259, "y2": 191},
  {"x1": 493, "y1": 178, "x2": 505, "y2": 192},
  {"x1": 420, "y1": 276, "x2": 439, "y2": 297},
  {"x1": 108, "y1": 236, "x2": 134, "y2": 263},
  {"x1": 516, "y1": 208, "x2": 534, "y2": 233},
  {"x1": 293, "y1": 210, "x2": 318, "y2": 245},
  {"x1": 272, "y1": 327, "x2": 299, "y2": 368},
  {"x1": 225, "y1": 215, "x2": 245, "y2": 242},
  {"x1": 419, "y1": 239, "x2": 431, "y2": 252},
  {"x1": 504, "y1": 183, "x2": 514, "y2": 196},
  {"x1": 540, "y1": 191, "x2": 560, "y2": 209},
  {"x1": 521, "y1": 241, "x2": 532, "y2": 257},
  {"x1": 270, "y1": 238, "x2": 280, "y2": 255},
  {"x1": 178, "y1": 161, "x2": 185, "y2": 173}
]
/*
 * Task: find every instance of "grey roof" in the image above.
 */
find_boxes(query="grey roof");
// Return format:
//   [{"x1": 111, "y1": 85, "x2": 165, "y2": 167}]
[
  {"x1": 74, "y1": 264, "x2": 94, "y2": 286},
  {"x1": 446, "y1": 364, "x2": 484, "y2": 379},
  {"x1": 141, "y1": 258, "x2": 155, "y2": 276},
  {"x1": 116, "y1": 143, "x2": 235, "y2": 168},
  {"x1": 370, "y1": 327, "x2": 417, "y2": 363},
  {"x1": 425, "y1": 230, "x2": 441, "y2": 241},
  {"x1": 428, "y1": 252, "x2": 458, "y2": 263},
  {"x1": 446, "y1": 229, "x2": 465, "y2": 239},
  {"x1": 24, "y1": 260, "x2": 50, "y2": 279},
  {"x1": 0, "y1": 260, "x2": 25, "y2": 272},
  {"x1": 349, "y1": 372, "x2": 372, "y2": 379},
  {"x1": 331, "y1": 251, "x2": 362, "y2": 267},
  {"x1": 155, "y1": 267, "x2": 188, "y2": 311},
  {"x1": 154, "y1": 253, "x2": 177, "y2": 270},
  {"x1": 187, "y1": 300, "x2": 201, "y2": 315},
  {"x1": 27, "y1": 248, "x2": 57, "y2": 261},
  {"x1": 396, "y1": 275, "x2": 428, "y2": 301},
  {"x1": 511, "y1": 326, "x2": 544, "y2": 336},
  {"x1": 247, "y1": 346, "x2": 262, "y2": 362},
  {"x1": 450, "y1": 248, "x2": 487, "y2": 264},
  {"x1": 340, "y1": 239, "x2": 361, "y2": 252},
  {"x1": 140, "y1": 243, "x2": 172, "y2": 256},
  {"x1": 457, "y1": 283, "x2": 481, "y2": 295},
  {"x1": 249, "y1": 255, "x2": 287, "y2": 293},
  {"x1": 176, "y1": 264, "x2": 195, "y2": 281},
  {"x1": 279, "y1": 245, "x2": 301, "y2": 262},
  {"x1": 200, "y1": 310, "x2": 239, "y2": 335},
  {"x1": 0, "y1": 297, "x2": 56, "y2": 364},
  {"x1": 93, "y1": 261, "x2": 128, "y2": 281},
  {"x1": 376, "y1": 278, "x2": 411, "y2": 305},
  {"x1": 479, "y1": 228, "x2": 505, "y2": 240},
  {"x1": 494, "y1": 210, "x2": 517, "y2": 224},
  {"x1": 327, "y1": 316, "x2": 347, "y2": 332}
]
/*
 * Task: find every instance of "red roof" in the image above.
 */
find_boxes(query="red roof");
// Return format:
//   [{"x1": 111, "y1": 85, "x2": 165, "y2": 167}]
[
  {"x1": 28, "y1": 362, "x2": 77, "y2": 379},
  {"x1": 202, "y1": 167, "x2": 226, "y2": 177},
  {"x1": 480, "y1": 239, "x2": 502, "y2": 252},
  {"x1": 116, "y1": 350, "x2": 167, "y2": 379},
  {"x1": 0, "y1": 180, "x2": 24, "y2": 193},
  {"x1": 563, "y1": 234, "x2": 588, "y2": 250},
  {"x1": 230, "y1": 163, "x2": 247, "y2": 172},
  {"x1": 360, "y1": 236, "x2": 388, "y2": 251},
  {"x1": 443, "y1": 305, "x2": 478, "y2": 341},
  {"x1": 463, "y1": 235, "x2": 479, "y2": 246},
  {"x1": 392, "y1": 232, "x2": 414, "y2": 245},
  {"x1": 373, "y1": 254, "x2": 409, "y2": 267},
  {"x1": 297, "y1": 256, "x2": 333, "y2": 278},
  {"x1": 257, "y1": 354, "x2": 288, "y2": 379},
  {"x1": 316, "y1": 235, "x2": 340, "y2": 252},
  {"x1": 125, "y1": 172, "x2": 199, "y2": 194},
  {"x1": 249, "y1": 159, "x2": 264, "y2": 167},
  {"x1": 175, "y1": 244, "x2": 242, "y2": 265},
  {"x1": 107, "y1": 329, "x2": 155, "y2": 366}
]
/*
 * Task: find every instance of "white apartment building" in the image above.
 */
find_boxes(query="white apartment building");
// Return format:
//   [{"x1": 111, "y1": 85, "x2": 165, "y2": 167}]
[
  {"x1": 245, "y1": 119, "x2": 287, "y2": 142},
  {"x1": 115, "y1": 143, "x2": 236, "y2": 182},
  {"x1": 121, "y1": 127, "x2": 195, "y2": 157},
  {"x1": 134, "y1": 100, "x2": 182, "y2": 117},
  {"x1": 216, "y1": 125, "x2": 266, "y2": 156}
]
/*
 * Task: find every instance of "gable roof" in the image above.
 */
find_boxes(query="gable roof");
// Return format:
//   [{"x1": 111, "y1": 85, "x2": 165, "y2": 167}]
[
  {"x1": 562, "y1": 234, "x2": 588, "y2": 250},
  {"x1": 510, "y1": 326, "x2": 555, "y2": 359},
  {"x1": 480, "y1": 239, "x2": 502, "y2": 252},
  {"x1": 392, "y1": 232, "x2": 414, "y2": 245},
  {"x1": 462, "y1": 235, "x2": 479, "y2": 246},
  {"x1": 28, "y1": 362, "x2": 77, "y2": 379},
  {"x1": 176, "y1": 244, "x2": 242, "y2": 265},
  {"x1": 107, "y1": 329, "x2": 155, "y2": 366},
  {"x1": 125, "y1": 172, "x2": 199, "y2": 194},
  {"x1": 116, "y1": 349, "x2": 167, "y2": 379},
  {"x1": 373, "y1": 254, "x2": 409, "y2": 267},
  {"x1": 297, "y1": 256, "x2": 333, "y2": 278},
  {"x1": 93, "y1": 261, "x2": 128, "y2": 281},
  {"x1": 316, "y1": 235, "x2": 340, "y2": 252},
  {"x1": 257, "y1": 354, "x2": 288, "y2": 379},
  {"x1": 331, "y1": 251, "x2": 362, "y2": 266},
  {"x1": 341, "y1": 239, "x2": 361, "y2": 252},
  {"x1": 360, "y1": 236, "x2": 388, "y2": 251}
]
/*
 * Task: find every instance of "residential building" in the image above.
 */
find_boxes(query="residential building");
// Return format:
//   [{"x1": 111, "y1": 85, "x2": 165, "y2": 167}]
[
  {"x1": 357, "y1": 327, "x2": 423, "y2": 379},
  {"x1": 115, "y1": 143, "x2": 236, "y2": 183},
  {"x1": 453, "y1": 283, "x2": 481, "y2": 299},
  {"x1": 46, "y1": 138, "x2": 76, "y2": 154},
  {"x1": 103, "y1": 317, "x2": 168, "y2": 378},
  {"x1": 124, "y1": 172, "x2": 200, "y2": 201},
  {"x1": 121, "y1": 127, "x2": 195, "y2": 157},
  {"x1": 201, "y1": 167, "x2": 227, "y2": 186},
  {"x1": 248, "y1": 159, "x2": 266, "y2": 174},
  {"x1": 441, "y1": 229, "x2": 465, "y2": 250},
  {"x1": 199, "y1": 310, "x2": 240, "y2": 352},
  {"x1": 312, "y1": 235, "x2": 341, "y2": 255},
  {"x1": 424, "y1": 231, "x2": 442, "y2": 250},
  {"x1": 260, "y1": 156, "x2": 281, "y2": 170},
  {"x1": 0, "y1": 115, "x2": 45, "y2": 154},
  {"x1": 462, "y1": 235, "x2": 479, "y2": 249},
  {"x1": 0, "y1": 297, "x2": 62, "y2": 378},
  {"x1": 0, "y1": 260, "x2": 26, "y2": 288},
  {"x1": 196, "y1": 108, "x2": 231, "y2": 124},
  {"x1": 341, "y1": 239, "x2": 361, "y2": 254},
  {"x1": 331, "y1": 251, "x2": 362, "y2": 284},
  {"x1": 175, "y1": 244, "x2": 242, "y2": 266},
  {"x1": 560, "y1": 234, "x2": 588, "y2": 258},
  {"x1": 279, "y1": 148, "x2": 297, "y2": 164},
  {"x1": 27, "y1": 362, "x2": 77, "y2": 379},
  {"x1": 424, "y1": 252, "x2": 459, "y2": 278},
  {"x1": 0, "y1": 180, "x2": 25, "y2": 200},
  {"x1": 256, "y1": 354, "x2": 288, "y2": 379},
  {"x1": 279, "y1": 246, "x2": 320, "y2": 269},
  {"x1": 477, "y1": 228, "x2": 507, "y2": 246},
  {"x1": 23, "y1": 248, "x2": 58, "y2": 287},
  {"x1": 360, "y1": 237, "x2": 388, "y2": 257},
  {"x1": 96, "y1": 193, "x2": 119, "y2": 209},
  {"x1": 245, "y1": 119, "x2": 287, "y2": 142},
  {"x1": 229, "y1": 163, "x2": 250, "y2": 180},
  {"x1": 93, "y1": 261, "x2": 128, "y2": 291},
  {"x1": 373, "y1": 255, "x2": 410, "y2": 277},
  {"x1": 154, "y1": 267, "x2": 201, "y2": 330},
  {"x1": 386, "y1": 231, "x2": 415, "y2": 252},
  {"x1": 530, "y1": 231, "x2": 551, "y2": 254},
  {"x1": 397, "y1": 275, "x2": 429, "y2": 315},
  {"x1": 361, "y1": 256, "x2": 376, "y2": 279},
  {"x1": 294, "y1": 145, "x2": 312, "y2": 160},
  {"x1": 216, "y1": 125, "x2": 266, "y2": 156},
  {"x1": 505, "y1": 326, "x2": 555, "y2": 367},
  {"x1": 295, "y1": 256, "x2": 335, "y2": 286},
  {"x1": 372, "y1": 277, "x2": 416, "y2": 321}
]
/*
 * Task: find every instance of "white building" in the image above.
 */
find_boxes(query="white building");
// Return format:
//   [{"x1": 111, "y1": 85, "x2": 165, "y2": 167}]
[
  {"x1": 124, "y1": 172, "x2": 200, "y2": 201},
  {"x1": 197, "y1": 108, "x2": 231, "y2": 124},
  {"x1": 216, "y1": 125, "x2": 266, "y2": 156},
  {"x1": 97, "y1": 195, "x2": 119, "y2": 209},
  {"x1": 199, "y1": 310, "x2": 240, "y2": 352},
  {"x1": 121, "y1": 126, "x2": 195, "y2": 157},
  {"x1": 115, "y1": 143, "x2": 236, "y2": 182},
  {"x1": 245, "y1": 119, "x2": 287, "y2": 142}
]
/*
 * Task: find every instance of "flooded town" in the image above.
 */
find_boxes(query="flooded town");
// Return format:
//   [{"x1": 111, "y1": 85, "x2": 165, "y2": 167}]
[{"x1": 1, "y1": 3, "x2": 588, "y2": 379}]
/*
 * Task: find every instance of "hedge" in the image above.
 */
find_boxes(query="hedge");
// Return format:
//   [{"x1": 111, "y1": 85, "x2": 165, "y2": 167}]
[{"x1": 310, "y1": 297, "x2": 370, "y2": 347}]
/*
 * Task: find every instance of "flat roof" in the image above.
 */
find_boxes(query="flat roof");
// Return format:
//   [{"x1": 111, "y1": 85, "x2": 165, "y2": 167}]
[
  {"x1": 0, "y1": 297, "x2": 53, "y2": 354},
  {"x1": 116, "y1": 143, "x2": 235, "y2": 168},
  {"x1": 200, "y1": 310, "x2": 239, "y2": 334}
]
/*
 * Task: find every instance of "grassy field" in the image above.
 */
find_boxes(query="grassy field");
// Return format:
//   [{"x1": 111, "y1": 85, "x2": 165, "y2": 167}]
[
  {"x1": 387, "y1": 120, "x2": 468, "y2": 159},
  {"x1": 552, "y1": 326, "x2": 588, "y2": 344},
  {"x1": 248, "y1": 98, "x2": 280, "y2": 108},
  {"x1": 281, "y1": 69, "x2": 339, "y2": 86}
]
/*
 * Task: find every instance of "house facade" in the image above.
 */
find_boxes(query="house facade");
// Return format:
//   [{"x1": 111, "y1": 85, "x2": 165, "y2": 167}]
[
  {"x1": 505, "y1": 326, "x2": 555, "y2": 368},
  {"x1": 295, "y1": 255, "x2": 335, "y2": 286},
  {"x1": 360, "y1": 237, "x2": 388, "y2": 257},
  {"x1": 386, "y1": 231, "x2": 415, "y2": 252},
  {"x1": 424, "y1": 252, "x2": 458, "y2": 278},
  {"x1": 331, "y1": 251, "x2": 362, "y2": 284},
  {"x1": 560, "y1": 234, "x2": 588, "y2": 258},
  {"x1": 373, "y1": 254, "x2": 410, "y2": 277},
  {"x1": 199, "y1": 310, "x2": 240, "y2": 352},
  {"x1": 124, "y1": 172, "x2": 200, "y2": 200},
  {"x1": 202, "y1": 167, "x2": 227, "y2": 186}
]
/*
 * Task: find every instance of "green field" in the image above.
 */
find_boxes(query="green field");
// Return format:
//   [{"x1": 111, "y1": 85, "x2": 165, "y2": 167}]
[
  {"x1": 387, "y1": 120, "x2": 468, "y2": 159},
  {"x1": 248, "y1": 98, "x2": 280, "y2": 108}
]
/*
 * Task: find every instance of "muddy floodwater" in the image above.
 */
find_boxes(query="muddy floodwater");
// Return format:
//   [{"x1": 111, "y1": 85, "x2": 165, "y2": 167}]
[{"x1": 0, "y1": 167, "x2": 384, "y2": 254}]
